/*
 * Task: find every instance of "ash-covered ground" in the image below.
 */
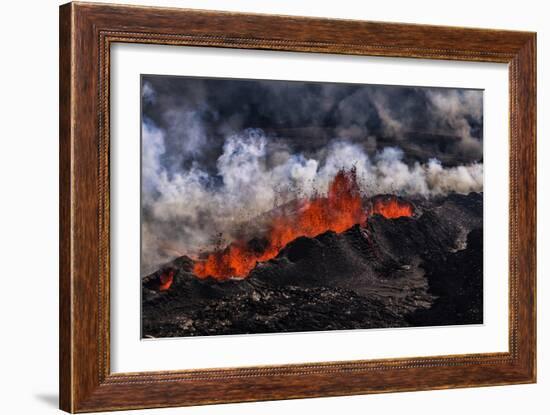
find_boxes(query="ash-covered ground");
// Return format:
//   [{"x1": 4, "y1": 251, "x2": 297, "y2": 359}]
[{"x1": 142, "y1": 192, "x2": 483, "y2": 338}]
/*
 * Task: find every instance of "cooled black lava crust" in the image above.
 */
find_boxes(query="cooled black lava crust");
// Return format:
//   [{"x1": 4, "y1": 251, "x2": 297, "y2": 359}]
[{"x1": 142, "y1": 192, "x2": 483, "y2": 338}]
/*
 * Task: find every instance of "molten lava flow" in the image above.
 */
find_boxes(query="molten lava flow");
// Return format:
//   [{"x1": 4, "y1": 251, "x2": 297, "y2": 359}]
[
  {"x1": 192, "y1": 171, "x2": 416, "y2": 281},
  {"x1": 158, "y1": 269, "x2": 175, "y2": 291},
  {"x1": 193, "y1": 168, "x2": 365, "y2": 280},
  {"x1": 370, "y1": 196, "x2": 414, "y2": 219}
]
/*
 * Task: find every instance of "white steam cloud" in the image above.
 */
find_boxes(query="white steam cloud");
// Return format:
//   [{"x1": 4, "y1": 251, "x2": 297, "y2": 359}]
[{"x1": 141, "y1": 125, "x2": 483, "y2": 275}]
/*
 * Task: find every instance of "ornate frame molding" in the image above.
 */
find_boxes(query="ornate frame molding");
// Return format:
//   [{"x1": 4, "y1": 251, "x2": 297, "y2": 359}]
[{"x1": 60, "y1": 2, "x2": 536, "y2": 412}]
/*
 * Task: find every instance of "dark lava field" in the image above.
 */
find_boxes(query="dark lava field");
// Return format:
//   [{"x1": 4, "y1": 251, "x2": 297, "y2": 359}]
[{"x1": 142, "y1": 192, "x2": 483, "y2": 338}]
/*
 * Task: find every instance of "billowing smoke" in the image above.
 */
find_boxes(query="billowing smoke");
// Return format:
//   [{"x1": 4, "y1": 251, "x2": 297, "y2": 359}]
[
  {"x1": 141, "y1": 76, "x2": 483, "y2": 171},
  {"x1": 141, "y1": 124, "x2": 482, "y2": 275},
  {"x1": 140, "y1": 76, "x2": 483, "y2": 274}
]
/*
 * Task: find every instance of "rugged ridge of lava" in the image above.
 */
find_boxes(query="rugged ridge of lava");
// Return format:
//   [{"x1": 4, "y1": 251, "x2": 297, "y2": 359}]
[{"x1": 142, "y1": 192, "x2": 483, "y2": 338}]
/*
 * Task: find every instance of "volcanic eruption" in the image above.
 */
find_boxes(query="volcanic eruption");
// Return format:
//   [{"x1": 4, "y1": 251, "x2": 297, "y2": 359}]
[
  {"x1": 141, "y1": 75, "x2": 484, "y2": 339},
  {"x1": 369, "y1": 195, "x2": 415, "y2": 219},
  {"x1": 192, "y1": 168, "x2": 414, "y2": 280},
  {"x1": 142, "y1": 190, "x2": 483, "y2": 338}
]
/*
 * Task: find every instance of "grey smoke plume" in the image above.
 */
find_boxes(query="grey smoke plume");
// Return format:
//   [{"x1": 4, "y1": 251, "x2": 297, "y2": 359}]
[
  {"x1": 141, "y1": 124, "x2": 482, "y2": 275},
  {"x1": 140, "y1": 76, "x2": 484, "y2": 274},
  {"x1": 142, "y1": 76, "x2": 483, "y2": 172}
]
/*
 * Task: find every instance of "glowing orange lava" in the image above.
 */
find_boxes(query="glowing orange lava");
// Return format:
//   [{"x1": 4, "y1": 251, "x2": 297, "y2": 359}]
[
  {"x1": 192, "y1": 169, "x2": 414, "y2": 280},
  {"x1": 193, "y1": 169, "x2": 364, "y2": 280},
  {"x1": 370, "y1": 196, "x2": 415, "y2": 219},
  {"x1": 158, "y1": 270, "x2": 175, "y2": 291}
]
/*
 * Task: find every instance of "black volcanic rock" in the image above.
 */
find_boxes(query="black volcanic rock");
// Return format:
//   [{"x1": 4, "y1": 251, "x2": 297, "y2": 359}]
[
  {"x1": 407, "y1": 228, "x2": 483, "y2": 326},
  {"x1": 249, "y1": 203, "x2": 464, "y2": 295},
  {"x1": 142, "y1": 285, "x2": 405, "y2": 338},
  {"x1": 142, "y1": 192, "x2": 483, "y2": 338}
]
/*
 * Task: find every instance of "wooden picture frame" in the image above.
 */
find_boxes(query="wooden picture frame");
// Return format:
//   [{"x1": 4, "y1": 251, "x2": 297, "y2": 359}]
[{"x1": 59, "y1": 2, "x2": 536, "y2": 412}]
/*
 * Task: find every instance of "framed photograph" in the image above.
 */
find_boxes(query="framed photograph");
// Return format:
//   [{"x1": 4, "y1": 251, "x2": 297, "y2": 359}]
[{"x1": 59, "y1": 2, "x2": 536, "y2": 412}]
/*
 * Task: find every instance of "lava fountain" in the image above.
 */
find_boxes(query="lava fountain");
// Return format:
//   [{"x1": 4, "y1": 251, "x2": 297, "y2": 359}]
[
  {"x1": 369, "y1": 195, "x2": 415, "y2": 218},
  {"x1": 193, "y1": 168, "x2": 414, "y2": 280}
]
